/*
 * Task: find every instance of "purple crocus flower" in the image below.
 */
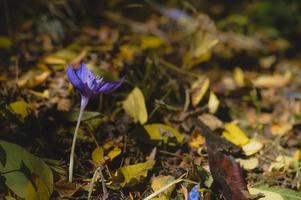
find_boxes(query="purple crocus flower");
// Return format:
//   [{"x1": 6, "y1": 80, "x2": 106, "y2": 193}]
[
  {"x1": 67, "y1": 63, "x2": 125, "y2": 182},
  {"x1": 188, "y1": 184, "x2": 200, "y2": 200}
]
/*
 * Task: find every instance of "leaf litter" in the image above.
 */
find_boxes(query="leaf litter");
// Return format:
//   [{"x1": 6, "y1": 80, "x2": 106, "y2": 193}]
[{"x1": 0, "y1": 1, "x2": 301, "y2": 199}]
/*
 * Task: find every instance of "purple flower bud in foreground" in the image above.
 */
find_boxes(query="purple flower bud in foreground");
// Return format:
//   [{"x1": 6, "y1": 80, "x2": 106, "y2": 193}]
[
  {"x1": 67, "y1": 63, "x2": 125, "y2": 98},
  {"x1": 188, "y1": 184, "x2": 200, "y2": 200}
]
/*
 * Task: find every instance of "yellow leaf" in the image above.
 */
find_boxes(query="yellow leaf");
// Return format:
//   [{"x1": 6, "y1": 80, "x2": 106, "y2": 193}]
[
  {"x1": 29, "y1": 90, "x2": 49, "y2": 99},
  {"x1": 191, "y1": 78, "x2": 210, "y2": 107},
  {"x1": 208, "y1": 91, "x2": 219, "y2": 114},
  {"x1": 151, "y1": 175, "x2": 176, "y2": 199},
  {"x1": 91, "y1": 147, "x2": 104, "y2": 164},
  {"x1": 222, "y1": 122, "x2": 249, "y2": 146},
  {"x1": 9, "y1": 101, "x2": 32, "y2": 120},
  {"x1": 119, "y1": 45, "x2": 137, "y2": 62},
  {"x1": 198, "y1": 114, "x2": 223, "y2": 130},
  {"x1": 107, "y1": 147, "x2": 122, "y2": 160},
  {"x1": 253, "y1": 73, "x2": 291, "y2": 88},
  {"x1": 43, "y1": 56, "x2": 67, "y2": 65},
  {"x1": 123, "y1": 87, "x2": 148, "y2": 124},
  {"x1": 293, "y1": 150, "x2": 301, "y2": 161},
  {"x1": 189, "y1": 128, "x2": 205, "y2": 149},
  {"x1": 116, "y1": 160, "x2": 155, "y2": 187},
  {"x1": 144, "y1": 124, "x2": 184, "y2": 146},
  {"x1": 242, "y1": 140, "x2": 263, "y2": 156},
  {"x1": 0, "y1": 36, "x2": 12, "y2": 49},
  {"x1": 234, "y1": 67, "x2": 244, "y2": 87},
  {"x1": 17, "y1": 70, "x2": 50, "y2": 88},
  {"x1": 270, "y1": 122, "x2": 292, "y2": 136},
  {"x1": 140, "y1": 36, "x2": 165, "y2": 49},
  {"x1": 248, "y1": 187, "x2": 284, "y2": 200},
  {"x1": 237, "y1": 158, "x2": 259, "y2": 170},
  {"x1": 268, "y1": 155, "x2": 293, "y2": 171}
]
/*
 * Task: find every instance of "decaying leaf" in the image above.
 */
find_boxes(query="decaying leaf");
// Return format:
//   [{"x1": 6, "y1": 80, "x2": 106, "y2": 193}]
[
  {"x1": 222, "y1": 122, "x2": 249, "y2": 147},
  {"x1": 242, "y1": 140, "x2": 263, "y2": 156},
  {"x1": 189, "y1": 128, "x2": 205, "y2": 149},
  {"x1": 208, "y1": 91, "x2": 220, "y2": 114},
  {"x1": 140, "y1": 35, "x2": 166, "y2": 50},
  {"x1": 17, "y1": 70, "x2": 51, "y2": 88},
  {"x1": 270, "y1": 123, "x2": 292, "y2": 136},
  {"x1": 151, "y1": 175, "x2": 176, "y2": 199},
  {"x1": 237, "y1": 158, "x2": 259, "y2": 170},
  {"x1": 268, "y1": 155, "x2": 293, "y2": 171},
  {"x1": 198, "y1": 113, "x2": 223, "y2": 130},
  {"x1": 9, "y1": 101, "x2": 32, "y2": 120},
  {"x1": 191, "y1": 78, "x2": 210, "y2": 107},
  {"x1": 234, "y1": 67, "x2": 245, "y2": 87},
  {"x1": 92, "y1": 147, "x2": 104, "y2": 164},
  {"x1": 123, "y1": 87, "x2": 148, "y2": 124},
  {"x1": 144, "y1": 123, "x2": 184, "y2": 146},
  {"x1": 113, "y1": 160, "x2": 155, "y2": 187},
  {"x1": 253, "y1": 72, "x2": 291, "y2": 88}
]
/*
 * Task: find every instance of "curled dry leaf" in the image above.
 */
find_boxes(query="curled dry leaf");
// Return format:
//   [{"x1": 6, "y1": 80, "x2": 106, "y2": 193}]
[{"x1": 191, "y1": 78, "x2": 210, "y2": 107}]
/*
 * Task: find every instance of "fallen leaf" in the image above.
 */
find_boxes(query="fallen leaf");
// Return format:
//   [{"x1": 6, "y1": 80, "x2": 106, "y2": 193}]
[
  {"x1": 198, "y1": 113, "x2": 223, "y2": 130},
  {"x1": 269, "y1": 155, "x2": 293, "y2": 171},
  {"x1": 253, "y1": 72, "x2": 291, "y2": 88},
  {"x1": 249, "y1": 187, "x2": 283, "y2": 200},
  {"x1": 151, "y1": 175, "x2": 176, "y2": 199},
  {"x1": 17, "y1": 70, "x2": 51, "y2": 88},
  {"x1": 237, "y1": 158, "x2": 259, "y2": 170},
  {"x1": 123, "y1": 87, "x2": 148, "y2": 124},
  {"x1": 107, "y1": 147, "x2": 122, "y2": 161},
  {"x1": 191, "y1": 78, "x2": 210, "y2": 107},
  {"x1": 29, "y1": 90, "x2": 50, "y2": 99},
  {"x1": 9, "y1": 101, "x2": 32, "y2": 120},
  {"x1": 208, "y1": 91, "x2": 219, "y2": 114},
  {"x1": 0, "y1": 36, "x2": 12, "y2": 49},
  {"x1": 189, "y1": 128, "x2": 205, "y2": 149},
  {"x1": 0, "y1": 140, "x2": 53, "y2": 200},
  {"x1": 54, "y1": 180, "x2": 78, "y2": 198},
  {"x1": 293, "y1": 150, "x2": 301, "y2": 161},
  {"x1": 249, "y1": 185, "x2": 301, "y2": 200},
  {"x1": 270, "y1": 123, "x2": 292, "y2": 136},
  {"x1": 114, "y1": 160, "x2": 155, "y2": 187},
  {"x1": 242, "y1": 140, "x2": 263, "y2": 156},
  {"x1": 140, "y1": 35, "x2": 165, "y2": 49},
  {"x1": 234, "y1": 67, "x2": 245, "y2": 87},
  {"x1": 144, "y1": 123, "x2": 184, "y2": 146},
  {"x1": 92, "y1": 147, "x2": 104, "y2": 164},
  {"x1": 222, "y1": 122, "x2": 249, "y2": 147}
]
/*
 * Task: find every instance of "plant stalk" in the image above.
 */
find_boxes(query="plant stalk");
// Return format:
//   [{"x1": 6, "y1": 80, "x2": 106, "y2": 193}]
[{"x1": 69, "y1": 96, "x2": 88, "y2": 182}]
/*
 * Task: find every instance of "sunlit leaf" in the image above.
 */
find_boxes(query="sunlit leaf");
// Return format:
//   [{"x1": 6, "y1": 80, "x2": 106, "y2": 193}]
[
  {"x1": 114, "y1": 160, "x2": 155, "y2": 187},
  {"x1": 17, "y1": 70, "x2": 51, "y2": 88},
  {"x1": 107, "y1": 147, "x2": 122, "y2": 160},
  {"x1": 191, "y1": 78, "x2": 210, "y2": 107},
  {"x1": 249, "y1": 187, "x2": 284, "y2": 200},
  {"x1": 222, "y1": 122, "x2": 249, "y2": 146},
  {"x1": 208, "y1": 91, "x2": 219, "y2": 114},
  {"x1": 140, "y1": 36, "x2": 165, "y2": 49},
  {"x1": 9, "y1": 101, "x2": 32, "y2": 120},
  {"x1": 144, "y1": 123, "x2": 184, "y2": 146},
  {"x1": 237, "y1": 158, "x2": 259, "y2": 170},
  {"x1": 151, "y1": 175, "x2": 175, "y2": 199},
  {"x1": 123, "y1": 87, "x2": 148, "y2": 124},
  {"x1": 242, "y1": 140, "x2": 263, "y2": 156},
  {"x1": 91, "y1": 147, "x2": 104, "y2": 164},
  {"x1": 234, "y1": 67, "x2": 245, "y2": 87}
]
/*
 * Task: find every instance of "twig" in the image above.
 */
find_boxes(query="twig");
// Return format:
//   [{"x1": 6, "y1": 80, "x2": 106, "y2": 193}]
[
  {"x1": 143, "y1": 173, "x2": 186, "y2": 200},
  {"x1": 88, "y1": 166, "x2": 108, "y2": 200}
]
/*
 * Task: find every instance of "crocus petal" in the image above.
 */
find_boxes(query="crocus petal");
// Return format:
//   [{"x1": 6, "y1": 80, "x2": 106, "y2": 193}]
[
  {"x1": 98, "y1": 76, "x2": 125, "y2": 93},
  {"x1": 75, "y1": 63, "x2": 95, "y2": 84},
  {"x1": 67, "y1": 65, "x2": 85, "y2": 91}
]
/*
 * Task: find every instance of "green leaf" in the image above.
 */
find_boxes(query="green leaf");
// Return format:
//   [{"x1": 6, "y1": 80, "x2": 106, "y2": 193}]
[
  {"x1": 144, "y1": 123, "x2": 184, "y2": 146},
  {"x1": 63, "y1": 110, "x2": 101, "y2": 122},
  {"x1": 257, "y1": 186, "x2": 301, "y2": 200},
  {"x1": 0, "y1": 140, "x2": 53, "y2": 200},
  {"x1": 113, "y1": 160, "x2": 155, "y2": 187},
  {"x1": 123, "y1": 87, "x2": 148, "y2": 124}
]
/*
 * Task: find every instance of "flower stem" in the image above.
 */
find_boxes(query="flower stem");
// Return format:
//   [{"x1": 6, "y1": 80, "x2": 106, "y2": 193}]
[{"x1": 69, "y1": 96, "x2": 89, "y2": 182}]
